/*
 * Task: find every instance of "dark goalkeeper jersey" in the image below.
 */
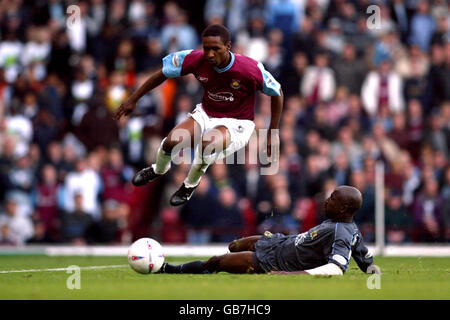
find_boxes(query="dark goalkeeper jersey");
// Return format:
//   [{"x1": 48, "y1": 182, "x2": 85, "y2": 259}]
[{"x1": 262, "y1": 220, "x2": 373, "y2": 273}]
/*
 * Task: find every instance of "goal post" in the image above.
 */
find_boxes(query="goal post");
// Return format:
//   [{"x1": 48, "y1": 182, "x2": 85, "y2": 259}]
[{"x1": 375, "y1": 161, "x2": 385, "y2": 256}]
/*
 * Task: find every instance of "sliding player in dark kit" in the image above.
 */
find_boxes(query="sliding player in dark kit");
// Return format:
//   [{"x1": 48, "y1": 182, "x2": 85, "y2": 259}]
[
  {"x1": 159, "y1": 186, "x2": 379, "y2": 275},
  {"x1": 113, "y1": 24, "x2": 283, "y2": 206}
]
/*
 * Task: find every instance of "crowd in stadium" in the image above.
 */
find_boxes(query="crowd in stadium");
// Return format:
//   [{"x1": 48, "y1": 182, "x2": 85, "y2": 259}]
[{"x1": 0, "y1": 0, "x2": 449, "y2": 246}]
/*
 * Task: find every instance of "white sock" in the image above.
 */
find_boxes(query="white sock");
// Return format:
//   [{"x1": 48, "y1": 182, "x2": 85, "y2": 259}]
[
  {"x1": 151, "y1": 139, "x2": 172, "y2": 175},
  {"x1": 184, "y1": 162, "x2": 209, "y2": 188},
  {"x1": 184, "y1": 145, "x2": 218, "y2": 188}
]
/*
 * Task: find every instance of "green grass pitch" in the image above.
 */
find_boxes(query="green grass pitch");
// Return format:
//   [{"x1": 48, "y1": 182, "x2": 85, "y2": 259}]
[{"x1": 0, "y1": 256, "x2": 448, "y2": 299}]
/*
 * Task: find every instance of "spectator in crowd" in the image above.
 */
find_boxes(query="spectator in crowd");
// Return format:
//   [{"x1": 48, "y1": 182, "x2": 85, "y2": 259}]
[
  {"x1": 211, "y1": 186, "x2": 243, "y2": 243},
  {"x1": 412, "y1": 177, "x2": 444, "y2": 241},
  {"x1": 441, "y1": 166, "x2": 450, "y2": 240},
  {"x1": 62, "y1": 157, "x2": 102, "y2": 220},
  {"x1": 409, "y1": 0, "x2": 436, "y2": 52},
  {"x1": 425, "y1": 110, "x2": 449, "y2": 158},
  {"x1": 160, "y1": 6, "x2": 198, "y2": 52},
  {"x1": 0, "y1": 0, "x2": 447, "y2": 246},
  {"x1": 280, "y1": 51, "x2": 308, "y2": 98},
  {"x1": 101, "y1": 147, "x2": 133, "y2": 203},
  {"x1": 34, "y1": 164, "x2": 61, "y2": 241},
  {"x1": 234, "y1": 11, "x2": 269, "y2": 63},
  {"x1": 266, "y1": 0, "x2": 304, "y2": 46},
  {"x1": 361, "y1": 57, "x2": 405, "y2": 118},
  {"x1": 350, "y1": 170, "x2": 376, "y2": 242},
  {"x1": 431, "y1": 14, "x2": 450, "y2": 46},
  {"x1": 0, "y1": 32, "x2": 23, "y2": 83},
  {"x1": 332, "y1": 43, "x2": 368, "y2": 95},
  {"x1": 396, "y1": 44, "x2": 431, "y2": 108},
  {"x1": 301, "y1": 51, "x2": 336, "y2": 105},
  {"x1": 388, "y1": 112, "x2": 410, "y2": 151},
  {"x1": 87, "y1": 199, "x2": 129, "y2": 243},
  {"x1": 385, "y1": 188, "x2": 413, "y2": 243},
  {"x1": 0, "y1": 192, "x2": 34, "y2": 245},
  {"x1": 258, "y1": 186, "x2": 298, "y2": 235},
  {"x1": 27, "y1": 218, "x2": 54, "y2": 244},
  {"x1": 327, "y1": 151, "x2": 351, "y2": 186},
  {"x1": 204, "y1": 0, "x2": 247, "y2": 34},
  {"x1": 330, "y1": 125, "x2": 363, "y2": 167},
  {"x1": 60, "y1": 193, "x2": 93, "y2": 245}
]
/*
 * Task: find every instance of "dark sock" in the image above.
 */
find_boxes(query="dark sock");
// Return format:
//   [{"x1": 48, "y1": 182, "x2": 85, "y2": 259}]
[{"x1": 162, "y1": 261, "x2": 209, "y2": 274}]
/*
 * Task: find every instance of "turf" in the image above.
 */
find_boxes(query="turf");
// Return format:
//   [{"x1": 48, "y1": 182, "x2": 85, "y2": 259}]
[{"x1": 0, "y1": 256, "x2": 448, "y2": 300}]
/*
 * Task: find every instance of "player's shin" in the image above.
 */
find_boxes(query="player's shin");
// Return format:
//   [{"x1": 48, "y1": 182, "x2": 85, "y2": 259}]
[
  {"x1": 161, "y1": 261, "x2": 209, "y2": 274},
  {"x1": 184, "y1": 144, "x2": 216, "y2": 188}
]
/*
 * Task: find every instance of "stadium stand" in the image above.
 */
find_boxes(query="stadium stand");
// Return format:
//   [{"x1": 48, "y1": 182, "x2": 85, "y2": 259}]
[{"x1": 0, "y1": 0, "x2": 448, "y2": 246}]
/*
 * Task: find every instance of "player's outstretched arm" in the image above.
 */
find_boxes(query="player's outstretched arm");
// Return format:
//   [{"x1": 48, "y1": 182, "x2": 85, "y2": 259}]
[
  {"x1": 113, "y1": 67, "x2": 167, "y2": 120},
  {"x1": 269, "y1": 263, "x2": 343, "y2": 276},
  {"x1": 266, "y1": 88, "x2": 283, "y2": 158}
]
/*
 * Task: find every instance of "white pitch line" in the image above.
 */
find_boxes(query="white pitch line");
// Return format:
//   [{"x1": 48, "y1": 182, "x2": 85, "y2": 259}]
[{"x1": 0, "y1": 264, "x2": 129, "y2": 274}]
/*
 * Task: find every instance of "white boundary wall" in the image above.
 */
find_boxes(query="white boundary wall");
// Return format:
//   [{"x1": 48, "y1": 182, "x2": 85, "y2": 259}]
[{"x1": 0, "y1": 244, "x2": 449, "y2": 257}]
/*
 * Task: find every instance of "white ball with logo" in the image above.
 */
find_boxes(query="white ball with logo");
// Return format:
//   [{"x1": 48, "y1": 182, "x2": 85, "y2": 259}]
[{"x1": 127, "y1": 238, "x2": 165, "y2": 274}]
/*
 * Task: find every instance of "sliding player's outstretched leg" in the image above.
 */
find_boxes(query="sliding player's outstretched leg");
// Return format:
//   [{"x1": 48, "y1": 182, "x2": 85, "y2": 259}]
[
  {"x1": 160, "y1": 252, "x2": 261, "y2": 274},
  {"x1": 132, "y1": 117, "x2": 200, "y2": 187}
]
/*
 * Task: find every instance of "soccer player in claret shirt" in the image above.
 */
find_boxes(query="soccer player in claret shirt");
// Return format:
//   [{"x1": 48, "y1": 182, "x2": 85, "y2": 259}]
[{"x1": 113, "y1": 24, "x2": 283, "y2": 206}]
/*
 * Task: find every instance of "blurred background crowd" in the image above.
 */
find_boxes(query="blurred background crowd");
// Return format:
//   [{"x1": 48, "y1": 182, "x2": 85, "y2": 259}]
[{"x1": 0, "y1": 0, "x2": 449, "y2": 246}]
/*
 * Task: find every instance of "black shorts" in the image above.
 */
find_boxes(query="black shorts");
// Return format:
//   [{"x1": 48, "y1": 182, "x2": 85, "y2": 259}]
[{"x1": 253, "y1": 232, "x2": 288, "y2": 273}]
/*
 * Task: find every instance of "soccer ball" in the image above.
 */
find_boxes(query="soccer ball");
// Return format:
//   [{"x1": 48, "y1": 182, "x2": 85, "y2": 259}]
[{"x1": 127, "y1": 238, "x2": 165, "y2": 274}]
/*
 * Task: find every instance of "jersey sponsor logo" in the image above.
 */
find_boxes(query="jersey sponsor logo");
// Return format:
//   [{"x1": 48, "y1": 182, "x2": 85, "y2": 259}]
[
  {"x1": 207, "y1": 91, "x2": 234, "y2": 102},
  {"x1": 230, "y1": 79, "x2": 240, "y2": 89},
  {"x1": 197, "y1": 76, "x2": 208, "y2": 82}
]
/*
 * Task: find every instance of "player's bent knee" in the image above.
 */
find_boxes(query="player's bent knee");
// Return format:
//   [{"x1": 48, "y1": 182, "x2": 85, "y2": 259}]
[
  {"x1": 228, "y1": 240, "x2": 240, "y2": 252},
  {"x1": 162, "y1": 138, "x2": 176, "y2": 153}
]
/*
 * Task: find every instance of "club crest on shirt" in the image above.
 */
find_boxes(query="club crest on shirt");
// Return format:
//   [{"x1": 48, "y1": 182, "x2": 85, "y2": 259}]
[
  {"x1": 310, "y1": 229, "x2": 319, "y2": 240},
  {"x1": 230, "y1": 79, "x2": 240, "y2": 89}
]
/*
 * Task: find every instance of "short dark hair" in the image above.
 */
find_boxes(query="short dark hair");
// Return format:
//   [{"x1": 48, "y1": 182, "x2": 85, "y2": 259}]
[{"x1": 201, "y1": 24, "x2": 231, "y2": 44}]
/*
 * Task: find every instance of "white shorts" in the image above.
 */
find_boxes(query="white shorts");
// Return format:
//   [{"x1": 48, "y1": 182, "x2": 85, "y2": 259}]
[{"x1": 188, "y1": 104, "x2": 255, "y2": 160}]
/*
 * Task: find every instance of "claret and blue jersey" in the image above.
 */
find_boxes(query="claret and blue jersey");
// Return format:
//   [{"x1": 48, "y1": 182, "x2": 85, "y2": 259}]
[{"x1": 161, "y1": 49, "x2": 282, "y2": 120}]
